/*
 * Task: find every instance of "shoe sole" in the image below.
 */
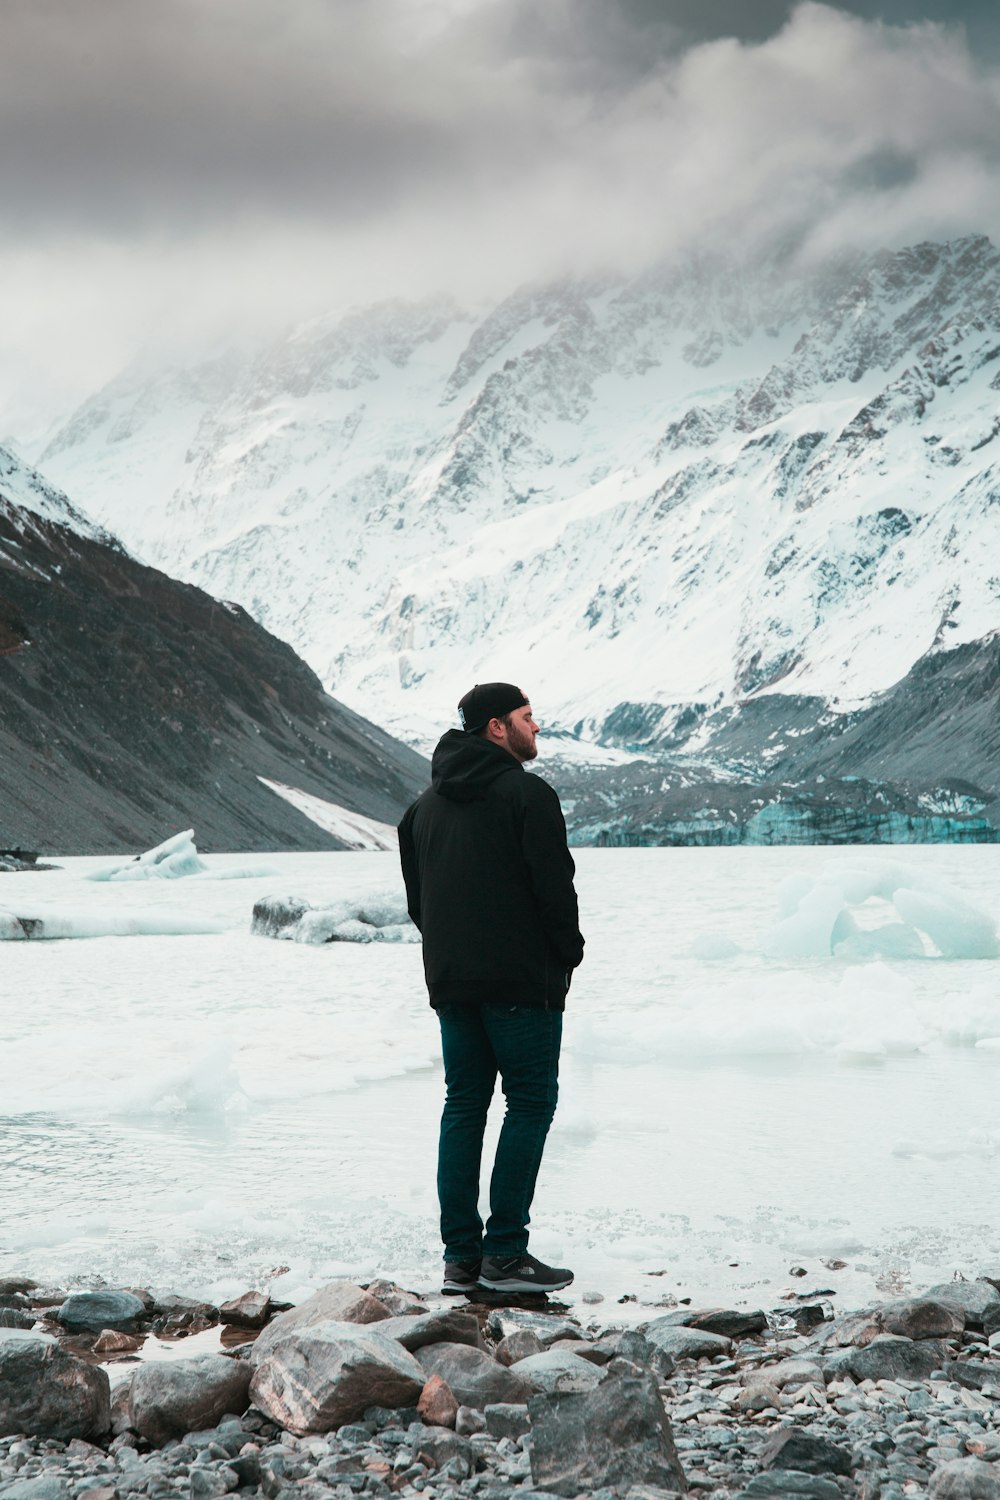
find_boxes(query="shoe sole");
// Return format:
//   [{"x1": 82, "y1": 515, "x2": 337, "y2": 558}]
[
  {"x1": 477, "y1": 1275, "x2": 573, "y2": 1293},
  {"x1": 441, "y1": 1283, "x2": 477, "y2": 1295}
]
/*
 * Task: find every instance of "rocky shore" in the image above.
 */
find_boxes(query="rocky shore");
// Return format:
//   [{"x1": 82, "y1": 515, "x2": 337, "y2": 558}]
[{"x1": 3, "y1": 1273, "x2": 1000, "y2": 1500}]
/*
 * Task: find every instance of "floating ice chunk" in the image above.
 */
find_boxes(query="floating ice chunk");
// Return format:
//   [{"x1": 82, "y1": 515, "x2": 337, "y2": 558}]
[
  {"x1": 88, "y1": 829, "x2": 207, "y2": 881},
  {"x1": 251, "y1": 890, "x2": 418, "y2": 945},
  {"x1": 0, "y1": 906, "x2": 226, "y2": 940},
  {"x1": 762, "y1": 858, "x2": 999, "y2": 961}
]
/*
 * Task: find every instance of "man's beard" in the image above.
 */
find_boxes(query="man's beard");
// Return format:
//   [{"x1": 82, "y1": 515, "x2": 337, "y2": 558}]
[{"x1": 507, "y1": 721, "x2": 537, "y2": 761}]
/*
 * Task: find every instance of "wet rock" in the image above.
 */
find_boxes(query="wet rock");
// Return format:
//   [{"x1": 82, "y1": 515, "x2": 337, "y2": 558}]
[
  {"x1": 496, "y1": 1331, "x2": 545, "y2": 1366},
  {"x1": 218, "y1": 1292, "x2": 270, "y2": 1329},
  {"x1": 511, "y1": 1349, "x2": 604, "y2": 1394},
  {"x1": 0, "y1": 1336, "x2": 111, "y2": 1440},
  {"x1": 929, "y1": 1458, "x2": 1000, "y2": 1499},
  {"x1": 642, "y1": 1320, "x2": 733, "y2": 1361},
  {"x1": 759, "y1": 1428, "x2": 853, "y2": 1476},
  {"x1": 826, "y1": 1335, "x2": 952, "y2": 1383},
  {"x1": 56, "y1": 1292, "x2": 146, "y2": 1335},
  {"x1": 415, "y1": 1344, "x2": 532, "y2": 1409},
  {"x1": 878, "y1": 1297, "x2": 966, "y2": 1340},
  {"x1": 417, "y1": 1374, "x2": 458, "y2": 1429},
  {"x1": 92, "y1": 1330, "x2": 142, "y2": 1356},
  {"x1": 528, "y1": 1370, "x2": 686, "y2": 1497},
  {"x1": 250, "y1": 1328, "x2": 423, "y2": 1435},
  {"x1": 0, "y1": 1311, "x2": 35, "y2": 1331},
  {"x1": 740, "y1": 1473, "x2": 844, "y2": 1500},
  {"x1": 251, "y1": 1281, "x2": 390, "y2": 1361},
  {"x1": 375, "y1": 1309, "x2": 482, "y2": 1353},
  {"x1": 924, "y1": 1281, "x2": 1000, "y2": 1327},
  {"x1": 485, "y1": 1310, "x2": 584, "y2": 1346},
  {"x1": 127, "y1": 1355, "x2": 253, "y2": 1445},
  {"x1": 653, "y1": 1307, "x2": 768, "y2": 1340},
  {"x1": 0, "y1": 1278, "x2": 37, "y2": 1297},
  {"x1": 365, "y1": 1281, "x2": 428, "y2": 1317},
  {"x1": 484, "y1": 1402, "x2": 531, "y2": 1441}
]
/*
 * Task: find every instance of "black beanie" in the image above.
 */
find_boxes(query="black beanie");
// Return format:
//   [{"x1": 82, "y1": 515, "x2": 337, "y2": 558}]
[{"x1": 457, "y1": 682, "x2": 529, "y2": 733}]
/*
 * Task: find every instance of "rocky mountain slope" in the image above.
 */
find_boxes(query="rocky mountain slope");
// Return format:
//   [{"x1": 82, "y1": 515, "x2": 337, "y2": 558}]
[
  {"x1": 0, "y1": 447, "x2": 427, "y2": 853},
  {"x1": 25, "y1": 234, "x2": 1000, "y2": 842}
]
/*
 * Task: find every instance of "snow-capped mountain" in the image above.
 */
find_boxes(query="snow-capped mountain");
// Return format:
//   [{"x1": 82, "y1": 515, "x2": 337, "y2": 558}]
[{"x1": 32, "y1": 235, "x2": 1000, "y2": 763}]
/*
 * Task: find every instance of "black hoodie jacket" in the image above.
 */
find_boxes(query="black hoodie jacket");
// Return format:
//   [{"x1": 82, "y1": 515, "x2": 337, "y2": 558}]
[{"x1": 398, "y1": 730, "x2": 584, "y2": 1009}]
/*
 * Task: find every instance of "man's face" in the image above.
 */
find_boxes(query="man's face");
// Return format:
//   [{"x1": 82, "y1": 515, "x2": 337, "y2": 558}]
[{"x1": 498, "y1": 704, "x2": 539, "y2": 762}]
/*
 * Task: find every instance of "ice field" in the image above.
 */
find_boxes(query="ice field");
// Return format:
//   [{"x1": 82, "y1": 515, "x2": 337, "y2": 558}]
[{"x1": 3, "y1": 843, "x2": 1000, "y2": 1319}]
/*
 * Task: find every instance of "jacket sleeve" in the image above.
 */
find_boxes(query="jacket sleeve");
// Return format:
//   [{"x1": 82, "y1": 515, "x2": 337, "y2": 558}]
[
  {"x1": 397, "y1": 805, "x2": 422, "y2": 932},
  {"x1": 520, "y1": 779, "x2": 585, "y2": 970}
]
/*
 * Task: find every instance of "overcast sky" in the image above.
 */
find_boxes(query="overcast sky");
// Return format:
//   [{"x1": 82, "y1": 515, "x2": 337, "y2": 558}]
[{"x1": 3, "y1": 0, "x2": 1000, "y2": 429}]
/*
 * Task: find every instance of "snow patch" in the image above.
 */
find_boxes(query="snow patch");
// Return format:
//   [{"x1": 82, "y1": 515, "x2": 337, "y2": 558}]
[{"x1": 258, "y1": 779, "x2": 399, "y2": 850}]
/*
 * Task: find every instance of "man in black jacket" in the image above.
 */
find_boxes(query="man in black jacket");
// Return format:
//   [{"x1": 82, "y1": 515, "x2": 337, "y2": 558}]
[{"x1": 398, "y1": 682, "x2": 584, "y2": 1296}]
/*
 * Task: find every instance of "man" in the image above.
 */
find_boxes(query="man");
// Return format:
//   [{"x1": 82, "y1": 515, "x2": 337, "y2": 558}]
[{"x1": 398, "y1": 682, "x2": 585, "y2": 1296}]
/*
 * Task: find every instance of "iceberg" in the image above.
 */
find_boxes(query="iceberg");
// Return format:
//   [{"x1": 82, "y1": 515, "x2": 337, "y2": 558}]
[
  {"x1": 87, "y1": 830, "x2": 277, "y2": 882},
  {"x1": 251, "y1": 891, "x2": 418, "y2": 945},
  {"x1": 762, "y1": 857, "x2": 1000, "y2": 960}
]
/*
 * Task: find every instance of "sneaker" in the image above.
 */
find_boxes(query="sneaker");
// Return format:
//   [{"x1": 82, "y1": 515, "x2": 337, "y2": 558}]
[
  {"x1": 477, "y1": 1252, "x2": 574, "y2": 1294},
  {"x1": 442, "y1": 1258, "x2": 481, "y2": 1295}
]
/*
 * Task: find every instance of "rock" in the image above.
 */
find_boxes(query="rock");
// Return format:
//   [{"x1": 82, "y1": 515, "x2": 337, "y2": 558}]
[
  {"x1": 455, "y1": 1404, "x2": 486, "y2": 1435},
  {"x1": 56, "y1": 1291, "x2": 146, "y2": 1334},
  {"x1": 878, "y1": 1297, "x2": 966, "y2": 1340},
  {"x1": 0, "y1": 1481, "x2": 70, "y2": 1500},
  {"x1": 149, "y1": 1293, "x2": 218, "y2": 1320},
  {"x1": 642, "y1": 1320, "x2": 733, "y2": 1361},
  {"x1": 950, "y1": 1360, "x2": 1000, "y2": 1392},
  {"x1": 548, "y1": 1338, "x2": 610, "y2": 1365},
  {"x1": 759, "y1": 1428, "x2": 853, "y2": 1476},
  {"x1": 0, "y1": 1278, "x2": 37, "y2": 1297},
  {"x1": 413, "y1": 1430, "x2": 476, "y2": 1478},
  {"x1": 251, "y1": 1328, "x2": 424, "y2": 1435},
  {"x1": 929, "y1": 1458, "x2": 1000, "y2": 1500},
  {"x1": 415, "y1": 1343, "x2": 532, "y2": 1409},
  {"x1": 219, "y1": 1292, "x2": 270, "y2": 1329},
  {"x1": 600, "y1": 1330, "x2": 676, "y2": 1378},
  {"x1": 925, "y1": 1280, "x2": 1000, "y2": 1327},
  {"x1": 365, "y1": 1281, "x2": 429, "y2": 1317},
  {"x1": 251, "y1": 1281, "x2": 390, "y2": 1361},
  {"x1": 0, "y1": 1335, "x2": 111, "y2": 1440},
  {"x1": 827, "y1": 1335, "x2": 952, "y2": 1383},
  {"x1": 738, "y1": 1382, "x2": 781, "y2": 1412},
  {"x1": 92, "y1": 1330, "x2": 142, "y2": 1355},
  {"x1": 528, "y1": 1370, "x2": 686, "y2": 1497},
  {"x1": 496, "y1": 1330, "x2": 545, "y2": 1366},
  {"x1": 762, "y1": 1358, "x2": 826, "y2": 1390},
  {"x1": 417, "y1": 1374, "x2": 458, "y2": 1429},
  {"x1": 511, "y1": 1349, "x2": 604, "y2": 1393},
  {"x1": 984, "y1": 1304, "x2": 1000, "y2": 1337},
  {"x1": 485, "y1": 1309, "x2": 584, "y2": 1346},
  {"x1": 740, "y1": 1473, "x2": 844, "y2": 1500},
  {"x1": 127, "y1": 1354, "x2": 253, "y2": 1445},
  {"x1": 0, "y1": 1311, "x2": 35, "y2": 1331},
  {"x1": 375, "y1": 1309, "x2": 483, "y2": 1353},
  {"x1": 646, "y1": 1307, "x2": 766, "y2": 1339},
  {"x1": 484, "y1": 1402, "x2": 531, "y2": 1440}
]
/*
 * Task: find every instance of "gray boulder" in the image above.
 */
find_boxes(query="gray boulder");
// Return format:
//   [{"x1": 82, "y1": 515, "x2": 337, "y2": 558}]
[
  {"x1": 56, "y1": 1290, "x2": 146, "y2": 1334},
  {"x1": 643, "y1": 1307, "x2": 766, "y2": 1339},
  {"x1": 740, "y1": 1474, "x2": 844, "y2": 1500},
  {"x1": 759, "y1": 1428, "x2": 853, "y2": 1476},
  {"x1": 376, "y1": 1309, "x2": 483, "y2": 1352},
  {"x1": 486, "y1": 1309, "x2": 585, "y2": 1345},
  {"x1": 484, "y1": 1403, "x2": 531, "y2": 1440},
  {"x1": 251, "y1": 1328, "x2": 424, "y2": 1435},
  {"x1": 826, "y1": 1334, "x2": 951, "y2": 1383},
  {"x1": 929, "y1": 1458, "x2": 1000, "y2": 1500},
  {"x1": 127, "y1": 1354, "x2": 252, "y2": 1445},
  {"x1": 878, "y1": 1297, "x2": 966, "y2": 1340},
  {"x1": 642, "y1": 1320, "x2": 732, "y2": 1361},
  {"x1": 511, "y1": 1349, "x2": 604, "y2": 1394},
  {"x1": 528, "y1": 1370, "x2": 686, "y2": 1497},
  {"x1": 924, "y1": 1280, "x2": 1000, "y2": 1326},
  {"x1": 0, "y1": 1336, "x2": 110, "y2": 1440},
  {"x1": 416, "y1": 1343, "x2": 532, "y2": 1409},
  {"x1": 252, "y1": 1280, "x2": 390, "y2": 1361}
]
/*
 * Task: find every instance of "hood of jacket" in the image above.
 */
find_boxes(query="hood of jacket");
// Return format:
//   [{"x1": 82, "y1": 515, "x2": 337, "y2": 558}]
[{"x1": 430, "y1": 729, "x2": 523, "y2": 803}]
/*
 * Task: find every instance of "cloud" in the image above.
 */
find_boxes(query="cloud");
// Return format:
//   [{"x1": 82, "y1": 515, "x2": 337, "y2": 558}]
[{"x1": 2, "y1": 1, "x2": 1000, "y2": 418}]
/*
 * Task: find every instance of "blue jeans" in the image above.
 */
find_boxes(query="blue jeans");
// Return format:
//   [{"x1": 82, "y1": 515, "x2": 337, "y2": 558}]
[{"x1": 437, "y1": 1002, "x2": 563, "y2": 1261}]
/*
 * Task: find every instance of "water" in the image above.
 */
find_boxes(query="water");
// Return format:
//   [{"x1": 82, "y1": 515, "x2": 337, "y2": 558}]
[{"x1": 2, "y1": 846, "x2": 1000, "y2": 1318}]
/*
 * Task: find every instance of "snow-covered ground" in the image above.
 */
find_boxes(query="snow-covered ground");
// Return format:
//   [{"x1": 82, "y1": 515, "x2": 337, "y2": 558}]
[{"x1": 3, "y1": 846, "x2": 1000, "y2": 1319}]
